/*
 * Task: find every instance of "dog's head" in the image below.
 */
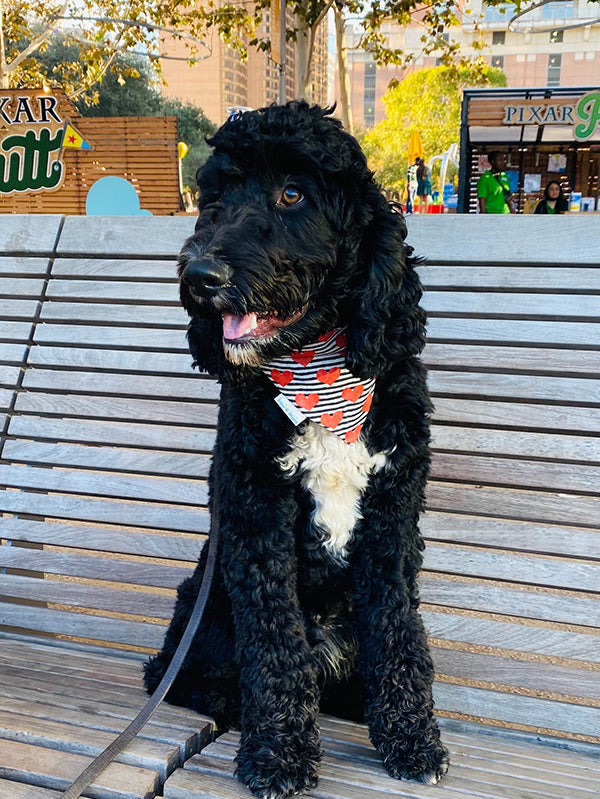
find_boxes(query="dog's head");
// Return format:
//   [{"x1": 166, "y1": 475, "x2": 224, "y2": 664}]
[{"x1": 179, "y1": 101, "x2": 425, "y2": 380}]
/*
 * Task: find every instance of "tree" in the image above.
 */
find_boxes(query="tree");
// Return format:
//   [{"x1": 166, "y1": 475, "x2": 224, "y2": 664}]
[
  {"x1": 0, "y1": 1, "x2": 213, "y2": 94},
  {"x1": 359, "y1": 63, "x2": 506, "y2": 193},
  {"x1": 35, "y1": 37, "x2": 217, "y2": 188}
]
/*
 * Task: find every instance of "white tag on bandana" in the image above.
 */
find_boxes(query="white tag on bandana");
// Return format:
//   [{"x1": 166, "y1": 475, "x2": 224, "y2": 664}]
[{"x1": 262, "y1": 328, "x2": 376, "y2": 445}]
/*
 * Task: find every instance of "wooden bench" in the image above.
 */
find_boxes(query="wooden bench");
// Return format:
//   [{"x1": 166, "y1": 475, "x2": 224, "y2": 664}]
[{"x1": 0, "y1": 214, "x2": 598, "y2": 799}]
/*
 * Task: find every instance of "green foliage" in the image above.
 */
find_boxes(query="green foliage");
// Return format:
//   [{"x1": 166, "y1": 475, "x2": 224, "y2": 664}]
[
  {"x1": 36, "y1": 38, "x2": 217, "y2": 188},
  {"x1": 360, "y1": 63, "x2": 507, "y2": 193}
]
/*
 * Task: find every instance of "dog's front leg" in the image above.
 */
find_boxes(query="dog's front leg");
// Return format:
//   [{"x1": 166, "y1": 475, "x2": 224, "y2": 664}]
[
  {"x1": 352, "y1": 482, "x2": 449, "y2": 786},
  {"x1": 220, "y1": 484, "x2": 321, "y2": 799}
]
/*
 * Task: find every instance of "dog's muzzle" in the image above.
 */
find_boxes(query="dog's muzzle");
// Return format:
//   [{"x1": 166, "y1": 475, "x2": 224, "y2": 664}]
[{"x1": 181, "y1": 254, "x2": 232, "y2": 299}]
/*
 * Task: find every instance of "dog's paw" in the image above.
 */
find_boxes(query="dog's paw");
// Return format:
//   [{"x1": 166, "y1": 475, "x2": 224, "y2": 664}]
[
  {"x1": 236, "y1": 738, "x2": 320, "y2": 799},
  {"x1": 382, "y1": 740, "x2": 449, "y2": 785}
]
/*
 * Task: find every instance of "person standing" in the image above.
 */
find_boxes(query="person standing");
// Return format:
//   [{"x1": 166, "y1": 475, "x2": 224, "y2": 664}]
[
  {"x1": 534, "y1": 180, "x2": 569, "y2": 214},
  {"x1": 416, "y1": 158, "x2": 432, "y2": 214},
  {"x1": 477, "y1": 151, "x2": 515, "y2": 214},
  {"x1": 406, "y1": 157, "x2": 419, "y2": 213}
]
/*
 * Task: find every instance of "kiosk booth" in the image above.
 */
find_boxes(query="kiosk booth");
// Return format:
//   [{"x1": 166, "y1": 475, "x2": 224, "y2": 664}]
[{"x1": 458, "y1": 86, "x2": 600, "y2": 213}]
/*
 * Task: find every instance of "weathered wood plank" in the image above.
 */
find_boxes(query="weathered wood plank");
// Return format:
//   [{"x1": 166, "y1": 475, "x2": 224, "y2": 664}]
[
  {"x1": 0, "y1": 738, "x2": 160, "y2": 799},
  {"x1": 406, "y1": 215, "x2": 600, "y2": 265},
  {"x1": 0, "y1": 547, "x2": 193, "y2": 588},
  {"x1": 431, "y1": 647, "x2": 600, "y2": 701},
  {"x1": 0, "y1": 320, "x2": 34, "y2": 340},
  {"x1": 423, "y1": 343, "x2": 600, "y2": 375},
  {"x1": 0, "y1": 464, "x2": 209, "y2": 505},
  {"x1": 433, "y1": 682, "x2": 600, "y2": 739},
  {"x1": 431, "y1": 398, "x2": 600, "y2": 434},
  {"x1": 0, "y1": 489, "x2": 209, "y2": 532},
  {"x1": 0, "y1": 573, "x2": 176, "y2": 619},
  {"x1": 57, "y1": 215, "x2": 195, "y2": 257},
  {"x1": 423, "y1": 542, "x2": 600, "y2": 592},
  {"x1": 428, "y1": 371, "x2": 599, "y2": 404},
  {"x1": 41, "y1": 302, "x2": 188, "y2": 326},
  {"x1": 2, "y1": 440, "x2": 212, "y2": 478},
  {"x1": 431, "y1": 426, "x2": 600, "y2": 463},
  {"x1": 423, "y1": 610, "x2": 600, "y2": 663},
  {"x1": 7, "y1": 415, "x2": 216, "y2": 452},
  {"x1": 13, "y1": 392, "x2": 219, "y2": 426},
  {"x1": 0, "y1": 604, "x2": 167, "y2": 648},
  {"x1": 0, "y1": 215, "x2": 63, "y2": 254},
  {"x1": 0, "y1": 342, "x2": 27, "y2": 363},
  {"x1": 431, "y1": 453, "x2": 600, "y2": 495},
  {"x1": 426, "y1": 482, "x2": 600, "y2": 527},
  {"x1": 52, "y1": 258, "x2": 177, "y2": 279},
  {"x1": 21, "y1": 369, "x2": 220, "y2": 400},
  {"x1": 0, "y1": 256, "x2": 52, "y2": 276},
  {"x1": 423, "y1": 292, "x2": 600, "y2": 318},
  {"x1": 0, "y1": 277, "x2": 46, "y2": 297},
  {"x1": 427, "y1": 317, "x2": 600, "y2": 347},
  {"x1": 47, "y1": 280, "x2": 180, "y2": 303},
  {"x1": 0, "y1": 779, "x2": 64, "y2": 799},
  {"x1": 418, "y1": 265, "x2": 600, "y2": 290},
  {"x1": 33, "y1": 323, "x2": 188, "y2": 350},
  {"x1": 28, "y1": 345, "x2": 195, "y2": 373},
  {"x1": 0, "y1": 518, "x2": 202, "y2": 560},
  {"x1": 0, "y1": 298, "x2": 40, "y2": 316},
  {"x1": 420, "y1": 575, "x2": 600, "y2": 627}
]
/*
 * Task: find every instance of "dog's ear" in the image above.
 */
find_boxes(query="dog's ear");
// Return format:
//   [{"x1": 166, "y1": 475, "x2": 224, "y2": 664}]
[
  {"x1": 186, "y1": 311, "x2": 225, "y2": 379},
  {"x1": 344, "y1": 192, "x2": 426, "y2": 379}
]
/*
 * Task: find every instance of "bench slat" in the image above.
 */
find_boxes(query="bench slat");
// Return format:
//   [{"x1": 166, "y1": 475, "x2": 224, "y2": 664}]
[
  {"x1": 33, "y1": 323, "x2": 189, "y2": 349},
  {"x1": 0, "y1": 343, "x2": 27, "y2": 362},
  {"x1": 52, "y1": 258, "x2": 177, "y2": 278},
  {"x1": 423, "y1": 610, "x2": 600, "y2": 664},
  {"x1": 28, "y1": 345, "x2": 194, "y2": 373},
  {"x1": 0, "y1": 489, "x2": 209, "y2": 532},
  {"x1": 427, "y1": 317, "x2": 600, "y2": 346},
  {"x1": 57, "y1": 215, "x2": 194, "y2": 256},
  {"x1": 423, "y1": 291, "x2": 600, "y2": 318},
  {"x1": 426, "y1": 481, "x2": 600, "y2": 527},
  {"x1": 432, "y1": 398, "x2": 600, "y2": 433},
  {"x1": 431, "y1": 453, "x2": 600, "y2": 494},
  {"x1": 47, "y1": 280, "x2": 179, "y2": 302},
  {"x1": 7, "y1": 415, "x2": 215, "y2": 451},
  {"x1": 41, "y1": 302, "x2": 188, "y2": 325},
  {"x1": 0, "y1": 277, "x2": 46, "y2": 296},
  {"x1": 424, "y1": 343, "x2": 600, "y2": 375},
  {"x1": 14, "y1": 392, "x2": 219, "y2": 425},
  {"x1": 0, "y1": 738, "x2": 160, "y2": 799},
  {"x1": 0, "y1": 256, "x2": 52, "y2": 275},
  {"x1": 0, "y1": 320, "x2": 34, "y2": 340},
  {"x1": 22, "y1": 368, "x2": 220, "y2": 400},
  {"x1": 418, "y1": 265, "x2": 600, "y2": 290},
  {"x1": 429, "y1": 371, "x2": 599, "y2": 404},
  {"x1": 0, "y1": 518, "x2": 202, "y2": 559},
  {"x1": 420, "y1": 575, "x2": 600, "y2": 627}
]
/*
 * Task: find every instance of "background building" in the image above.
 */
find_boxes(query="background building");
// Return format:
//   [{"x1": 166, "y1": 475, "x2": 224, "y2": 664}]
[
  {"x1": 160, "y1": 4, "x2": 330, "y2": 126},
  {"x1": 344, "y1": 1, "x2": 600, "y2": 128}
]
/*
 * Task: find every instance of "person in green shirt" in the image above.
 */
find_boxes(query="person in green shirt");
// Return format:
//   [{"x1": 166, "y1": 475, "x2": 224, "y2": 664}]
[{"x1": 477, "y1": 151, "x2": 515, "y2": 214}]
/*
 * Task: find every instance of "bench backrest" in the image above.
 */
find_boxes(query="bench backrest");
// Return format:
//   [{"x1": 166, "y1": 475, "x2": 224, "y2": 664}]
[{"x1": 1, "y1": 214, "x2": 598, "y2": 746}]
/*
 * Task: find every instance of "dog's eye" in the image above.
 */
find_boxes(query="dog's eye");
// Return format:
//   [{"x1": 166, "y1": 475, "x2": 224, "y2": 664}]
[{"x1": 278, "y1": 185, "x2": 303, "y2": 207}]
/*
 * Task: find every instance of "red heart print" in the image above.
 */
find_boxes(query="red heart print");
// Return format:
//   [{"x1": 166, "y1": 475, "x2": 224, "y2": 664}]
[
  {"x1": 271, "y1": 369, "x2": 294, "y2": 387},
  {"x1": 318, "y1": 331, "x2": 334, "y2": 342},
  {"x1": 291, "y1": 350, "x2": 315, "y2": 367},
  {"x1": 321, "y1": 410, "x2": 344, "y2": 429},
  {"x1": 336, "y1": 332, "x2": 347, "y2": 349},
  {"x1": 317, "y1": 367, "x2": 341, "y2": 386},
  {"x1": 345, "y1": 425, "x2": 362, "y2": 444},
  {"x1": 362, "y1": 393, "x2": 373, "y2": 413},
  {"x1": 342, "y1": 384, "x2": 364, "y2": 403},
  {"x1": 296, "y1": 392, "x2": 320, "y2": 411}
]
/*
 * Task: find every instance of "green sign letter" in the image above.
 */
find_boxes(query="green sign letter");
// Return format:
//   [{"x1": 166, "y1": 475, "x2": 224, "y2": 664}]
[{"x1": 574, "y1": 91, "x2": 600, "y2": 141}]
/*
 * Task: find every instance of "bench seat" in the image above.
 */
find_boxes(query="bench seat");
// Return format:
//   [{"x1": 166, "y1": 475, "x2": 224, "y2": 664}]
[{"x1": 0, "y1": 214, "x2": 598, "y2": 798}]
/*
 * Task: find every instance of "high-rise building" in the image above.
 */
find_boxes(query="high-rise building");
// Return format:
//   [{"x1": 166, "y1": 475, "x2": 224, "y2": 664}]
[
  {"x1": 160, "y1": 4, "x2": 330, "y2": 126},
  {"x1": 344, "y1": 1, "x2": 600, "y2": 128}
]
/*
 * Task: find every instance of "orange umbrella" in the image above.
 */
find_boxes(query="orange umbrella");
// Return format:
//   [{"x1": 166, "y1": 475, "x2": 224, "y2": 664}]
[{"x1": 407, "y1": 129, "x2": 424, "y2": 165}]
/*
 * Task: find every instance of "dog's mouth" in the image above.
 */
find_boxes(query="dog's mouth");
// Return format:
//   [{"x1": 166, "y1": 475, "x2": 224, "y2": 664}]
[{"x1": 222, "y1": 307, "x2": 307, "y2": 343}]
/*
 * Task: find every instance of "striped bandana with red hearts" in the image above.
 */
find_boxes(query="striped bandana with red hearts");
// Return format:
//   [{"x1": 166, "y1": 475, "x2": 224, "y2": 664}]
[{"x1": 261, "y1": 328, "x2": 376, "y2": 445}]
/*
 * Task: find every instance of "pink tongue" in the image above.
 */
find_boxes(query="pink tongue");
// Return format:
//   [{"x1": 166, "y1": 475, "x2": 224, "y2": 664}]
[{"x1": 222, "y1": 313, "x2": 258, "y2": 340}]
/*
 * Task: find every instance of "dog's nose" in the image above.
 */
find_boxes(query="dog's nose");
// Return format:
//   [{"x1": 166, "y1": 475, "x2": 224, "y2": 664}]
[{"x1": 181, "y1": 256, "x2": 232, "y2": 297}]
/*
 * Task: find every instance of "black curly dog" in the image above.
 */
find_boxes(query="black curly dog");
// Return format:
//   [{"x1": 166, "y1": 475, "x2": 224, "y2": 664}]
[{"x1": 144, "y1": 102, "x2": 449, "y2": 798}]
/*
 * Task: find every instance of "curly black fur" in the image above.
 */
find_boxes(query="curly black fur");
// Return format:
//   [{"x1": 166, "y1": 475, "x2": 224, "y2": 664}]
[{"x1": 144, "y1": 101, "x2": 449, "y2": 798}]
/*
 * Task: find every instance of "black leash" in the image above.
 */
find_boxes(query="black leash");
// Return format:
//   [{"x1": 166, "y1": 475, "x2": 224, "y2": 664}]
[{"x1": 60, "y1": 494, "x2": 220, "y2": 799}]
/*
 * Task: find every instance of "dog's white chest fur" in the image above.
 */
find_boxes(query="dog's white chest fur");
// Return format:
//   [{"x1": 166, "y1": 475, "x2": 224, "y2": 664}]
[{"x1": 277, "y1": 423, "x2": 386, "y2": 560}]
